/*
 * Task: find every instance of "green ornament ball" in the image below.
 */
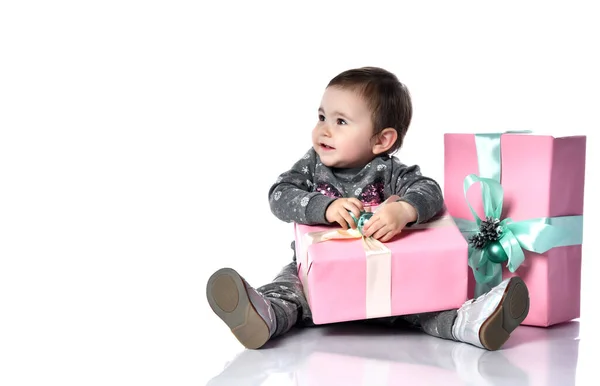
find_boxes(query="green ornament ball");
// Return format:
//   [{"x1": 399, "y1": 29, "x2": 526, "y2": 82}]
[
  {"x1": 349, "y1": 211, "x2": 373, "y2": 235},
  {"x1": 487, "y1": 241, "x2": 508, "y2": 263}
]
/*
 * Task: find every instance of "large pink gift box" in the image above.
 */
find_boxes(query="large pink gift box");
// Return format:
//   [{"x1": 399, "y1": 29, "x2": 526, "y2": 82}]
[
  {"x1": 444, "y1": 133, "x2": 586, "y2": 327},
  {"x1": 294, "y1": 215, "x2": 469, "y2": 325}
]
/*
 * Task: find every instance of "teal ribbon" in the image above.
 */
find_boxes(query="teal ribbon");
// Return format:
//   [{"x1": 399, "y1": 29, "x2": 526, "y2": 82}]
[
  {"x1": 454, "y1": 132, "x2": 584, "y2": 296},
  {"x1": 474, "y1": 131, "x2": 532, "y2": 182},
  {"x1": 474, "y1": 134, "x2": 503, "y2": 182}
]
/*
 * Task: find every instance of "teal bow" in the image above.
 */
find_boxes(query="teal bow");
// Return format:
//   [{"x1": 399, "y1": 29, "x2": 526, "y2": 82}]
[
  {"x1": 455, "y1": 174, "x2": 583, "y2": 292},
  {"x1": 454, "y1": 132, "x2": 584, "y2": 296}
]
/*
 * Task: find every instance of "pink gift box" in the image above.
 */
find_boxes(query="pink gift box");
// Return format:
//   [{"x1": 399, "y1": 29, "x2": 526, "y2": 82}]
[
  {"x1": 443, "y1": 133, "x2": 586, "y2": 327},
  {"x1": 294, "y1": 216, "x2": 469, "y2": 325}
]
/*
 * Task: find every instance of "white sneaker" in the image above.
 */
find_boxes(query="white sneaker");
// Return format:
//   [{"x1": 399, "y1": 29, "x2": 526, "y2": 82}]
[{"x1": 452, "y1": 276, "x2": 529, "y2": 351}]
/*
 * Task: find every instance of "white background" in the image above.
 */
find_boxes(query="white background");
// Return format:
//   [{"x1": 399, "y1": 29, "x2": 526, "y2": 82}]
[{"x1": 1, "y1": 1, "x2": 598, "y2": 385}]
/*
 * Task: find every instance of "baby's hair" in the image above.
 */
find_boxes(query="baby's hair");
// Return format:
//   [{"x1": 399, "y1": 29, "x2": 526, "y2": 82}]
[{"x1": 327, "y1": 67, "x2": 412, "y2": 155}]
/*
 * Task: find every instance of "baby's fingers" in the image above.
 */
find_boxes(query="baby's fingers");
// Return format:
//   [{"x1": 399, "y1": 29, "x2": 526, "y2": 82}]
[
  {"x1": 347, "y1": 198, "x2": 364, "y2": 211},
  {"x1": 340, "y1": 209, "x2": 357, "y2": 229},
  {"x1": 379, "y1": 230, "x2": 398, "y2": 242},
  {"x1": 372, "y1": 225, "x2": 391, "y2": 241},
  {"x1": 362, "y1": 216, "x2": 381, "y2": 237},
  {"x1": 335, "y1": 214, "x2": 349, "y2": 230},
  {"x1": 342, "y1": 200, "x2": 362, "y2": 220}
]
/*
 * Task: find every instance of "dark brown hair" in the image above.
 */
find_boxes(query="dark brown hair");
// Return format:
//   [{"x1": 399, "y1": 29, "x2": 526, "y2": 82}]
[{"x1": 327, "y1": 66, "x2": 412, "y2": 154}]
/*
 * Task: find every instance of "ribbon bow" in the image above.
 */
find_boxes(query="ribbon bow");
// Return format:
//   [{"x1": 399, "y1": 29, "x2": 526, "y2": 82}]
[{"x1": 455, "y1": 174, "x2": 584, "y2": 292}]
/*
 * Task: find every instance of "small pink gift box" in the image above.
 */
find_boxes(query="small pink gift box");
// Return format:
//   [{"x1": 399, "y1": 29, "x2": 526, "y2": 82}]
[
  {"x1": 294, "y1": 215, "x2": 469, "y2": 325},
  {"x1": 444, "y1": 133, "x2": 586, "y2": 327}
]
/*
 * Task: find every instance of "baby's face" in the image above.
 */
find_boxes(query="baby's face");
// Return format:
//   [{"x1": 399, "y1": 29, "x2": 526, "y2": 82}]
[{"x1": 312, "y1": 86, "x2": 376, "y2": 168}]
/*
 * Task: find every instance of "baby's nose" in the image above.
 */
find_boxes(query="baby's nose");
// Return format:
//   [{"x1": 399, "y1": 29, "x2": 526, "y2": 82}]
[{"x1": 320, "y1": 123, "x2": 332, "y2": 136}]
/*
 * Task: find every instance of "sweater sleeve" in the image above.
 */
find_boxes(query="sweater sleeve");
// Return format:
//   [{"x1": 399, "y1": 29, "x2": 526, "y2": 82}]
[
  {"x1": 268, "y1": 148, "x2": 335, "y2": 225},
  {"x1": 392, "y1": 161, "x2": 444, "y2": 224}
]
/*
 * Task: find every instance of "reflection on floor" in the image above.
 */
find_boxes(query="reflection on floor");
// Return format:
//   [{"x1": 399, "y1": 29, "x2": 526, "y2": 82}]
[{"x1": 206, "y1": 320, "x2": 580, "y2": 385}]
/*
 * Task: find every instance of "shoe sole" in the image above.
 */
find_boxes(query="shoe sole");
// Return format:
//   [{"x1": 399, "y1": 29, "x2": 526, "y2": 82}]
[
  {"x1": 206, "y1": 268, "x2": 270, "y2": 349},
  {"x1": 479, "y1": 276, "x2": 530, "y2": 351}
]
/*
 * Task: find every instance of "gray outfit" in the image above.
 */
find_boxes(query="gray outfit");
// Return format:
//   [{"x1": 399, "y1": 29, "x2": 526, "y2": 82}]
[{"x1": 257, "y1": 149, "x2": 458, "y2": 341}]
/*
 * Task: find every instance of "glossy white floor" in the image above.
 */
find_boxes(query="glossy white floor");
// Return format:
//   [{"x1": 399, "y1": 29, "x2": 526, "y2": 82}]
[{"x1": 202, "y1": 313, "x2": 586, "y2": 386}]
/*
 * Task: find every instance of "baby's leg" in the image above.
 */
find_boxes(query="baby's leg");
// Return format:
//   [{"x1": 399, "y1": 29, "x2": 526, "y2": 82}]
[
  {"x1": 398, "y1": 276, "x2": 530, "y2": 351},
  {"x1": 206, "y1": 247, "x2": 311, "y2": 349},
  {"x1": 398, "y1": 310, "x2": 458, "y2": 341},
  {"x1": 257, "y1": 260, "x2": 313, "y2": 338}
]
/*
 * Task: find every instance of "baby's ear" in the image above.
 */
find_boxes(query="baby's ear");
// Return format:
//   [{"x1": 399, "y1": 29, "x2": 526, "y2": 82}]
[{"x1": 372, "y1": 128, "x2": 397, "y2": 155}]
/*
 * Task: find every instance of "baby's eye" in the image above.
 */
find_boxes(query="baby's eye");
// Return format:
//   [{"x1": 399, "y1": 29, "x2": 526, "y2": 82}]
[
  {"x1": 318, "y1": 114, "x2": 325, "y2": 121},
  {"x1": 337, "y1": 118, "x2": 347, "y2": 125}
]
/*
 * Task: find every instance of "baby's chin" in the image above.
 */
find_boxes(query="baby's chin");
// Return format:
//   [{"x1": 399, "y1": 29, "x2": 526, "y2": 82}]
[
  {"x1": 314, "y1": 146, "x2": 365, "y2": 168},
  {"x1": 319, "y1": 157, "x2": 355, "y2": 169}
]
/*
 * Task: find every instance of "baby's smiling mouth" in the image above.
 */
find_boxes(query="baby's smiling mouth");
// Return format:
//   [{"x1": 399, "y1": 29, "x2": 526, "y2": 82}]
[{"x1": 320, "y1": 143, "x2": 335, "y2": 150}]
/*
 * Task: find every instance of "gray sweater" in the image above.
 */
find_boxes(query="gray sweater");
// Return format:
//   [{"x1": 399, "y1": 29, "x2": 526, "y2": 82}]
[{"x1": 268, "y1": 148, "x2": 444, "y2": 226}]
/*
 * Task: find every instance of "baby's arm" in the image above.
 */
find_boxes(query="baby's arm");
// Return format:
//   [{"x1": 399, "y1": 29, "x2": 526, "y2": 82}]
[
  {"x1": 392, "y1": 161, "x2": 444, "y2": 225},
  {"x1": 268, "y1": 149, "x2": 334, "y2": 225}
]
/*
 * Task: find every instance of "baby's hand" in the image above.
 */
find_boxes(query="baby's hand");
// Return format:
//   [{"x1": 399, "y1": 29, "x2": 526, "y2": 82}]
[
  {"x1": 325, "y1": 198, "x2": 364, "y2": 230},
  {"x1": 362, "y1": 201, "x2": 417, "y2": 242}
]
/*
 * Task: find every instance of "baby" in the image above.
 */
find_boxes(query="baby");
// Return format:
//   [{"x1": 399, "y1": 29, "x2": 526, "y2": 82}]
[{"x1": 206, "y1": 67, "x2": 529, "y2": 351}]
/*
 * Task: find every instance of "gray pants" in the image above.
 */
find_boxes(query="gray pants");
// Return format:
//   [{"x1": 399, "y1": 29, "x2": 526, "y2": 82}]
[{"x1": 257, "y1": 242, "x2": 458, "y2": 341}]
